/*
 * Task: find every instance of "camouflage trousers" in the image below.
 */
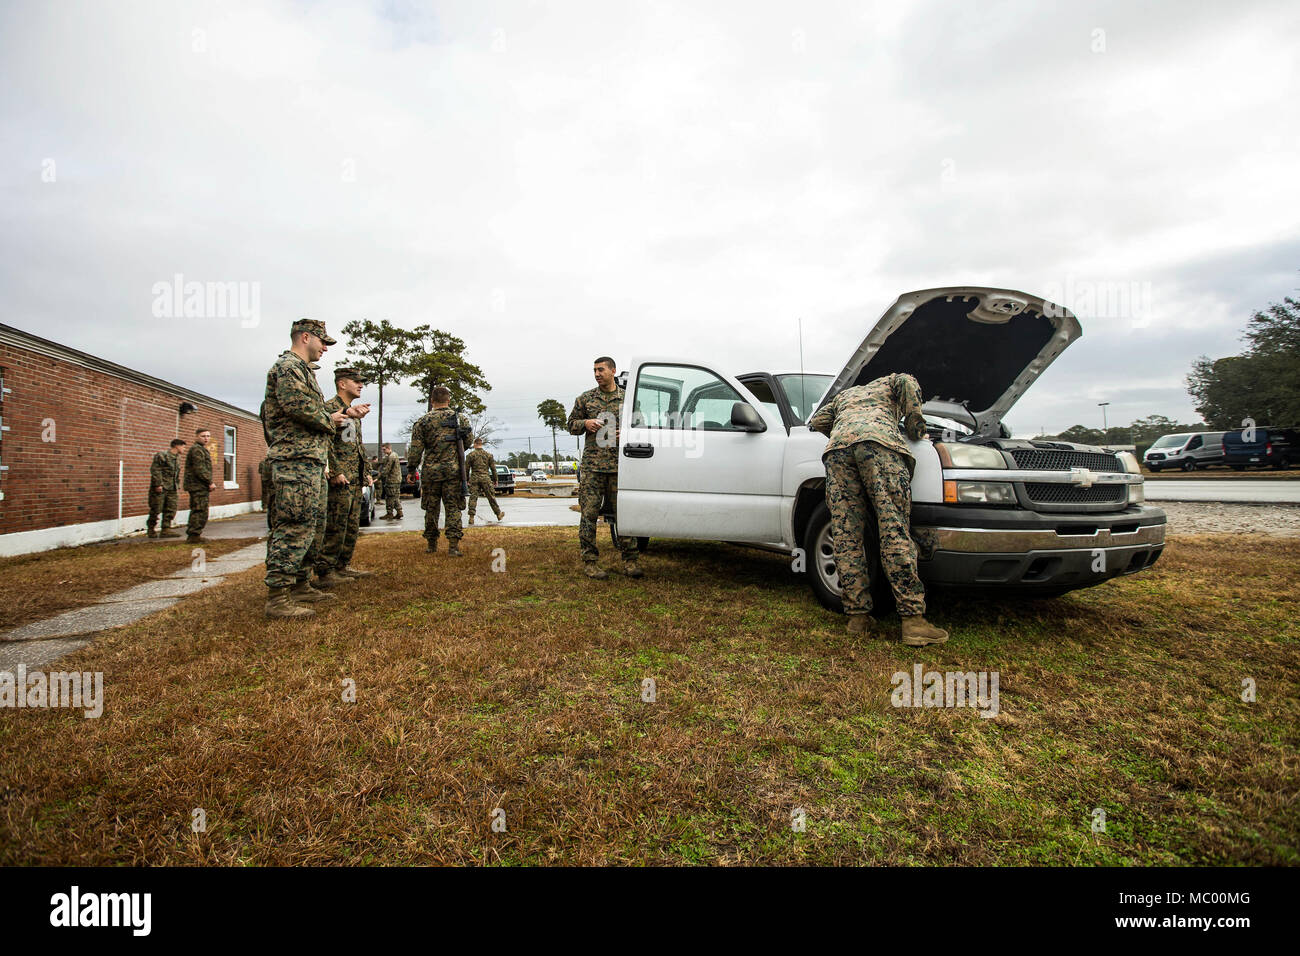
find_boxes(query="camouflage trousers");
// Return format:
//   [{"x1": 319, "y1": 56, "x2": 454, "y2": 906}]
[
  {"x1": 824, "y1": 441, "x2": 926, "y2": 617},
  {"x1": 578, "y1": 469, "x2": 634, "y2": 563},
  {"x1": 468, "y1": 475, "x2": 502, "y2": 519},
  {"x1": 147, "y1": 489, "x2": 178, "y2": 531},
  {"x1": 185, "y1": 489, "x2": 210, "y2": 538},
  {"x1": 316, "y1": 478, "x2": 361, "y2": 575},
  {"x1": 421, "y1": 477, "x2": 464, "y2": 543},
  {"x1": 382, "y1": 481, "x2": 403, "y2": 516},
  {"x1": 264, "y1": 459, "x2": 328, "y2": 589}
]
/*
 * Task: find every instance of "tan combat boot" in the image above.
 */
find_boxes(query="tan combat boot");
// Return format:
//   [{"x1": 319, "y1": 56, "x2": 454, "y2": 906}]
[
  {"x1": 315, "y1": 571, "x2": 352, "y2": 588},
  {"x1": 447, "y1": 543, "x2": 463, "y2": 557},
  {"x1": 496, "y1": 511, "x2": 505, "y2": 522},
  {"x1": 584, "y1": 563, "x2": 608, "y2": 579},
  {"x1": 266, "y1": 587, "x2": 315, "y2": 618},
  {"x1": 160, "y1": 529, "x2": 181, "y2": 538},
  {"x1": 336, "y1": 566, "x2": 374, "y2": 579},
  {"x1": 291, "y1": 581, "x2": 337, "y2": 603},
  {"x1": 901, "y1": 616, "x2": 949, "y2": 647},
  {"x1": 623, "y1": 561, "x2": 644, "y2": 579},
  {"x1": 846, "y1": 615, "x2": 874, "y2": 636},
  {"x1": 147, "y1": 530, "x2": 158, "y2": 538}
]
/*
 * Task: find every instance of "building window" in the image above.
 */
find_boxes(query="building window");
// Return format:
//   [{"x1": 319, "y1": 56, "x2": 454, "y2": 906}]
[{"x1": 223, "y1": 426, "x2": 237, "y2": 488}]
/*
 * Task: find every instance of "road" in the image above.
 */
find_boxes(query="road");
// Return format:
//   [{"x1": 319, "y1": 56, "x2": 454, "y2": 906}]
[
  {"x1": 202, "y1": 494, "x2": 580, "y2": 540},
  {"x1": 1144, "y1": 480, "x2": 1300, "y2": 504}
]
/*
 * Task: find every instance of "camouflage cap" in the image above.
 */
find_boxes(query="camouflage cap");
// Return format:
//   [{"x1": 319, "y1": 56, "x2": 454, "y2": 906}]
[
  {"x1": 291, "y1": 317, "x2": 337, "y2": 345},
  {"x1": 334, "y1": 365, "x2": 368, "y2": 384}
]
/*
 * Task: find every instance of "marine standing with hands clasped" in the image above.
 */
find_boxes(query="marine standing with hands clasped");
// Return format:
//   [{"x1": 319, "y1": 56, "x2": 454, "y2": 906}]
[
  {"x1": 379, "y1": 443, "x2": 404, "y2": 520},
  {"x1": 183, "y1": 428, "x2": 216, "y2": 543},
  {"x1": 147, "y1": 438, "x2": 186, "y2": 538},
  {"x1": 567, "y1": 355, "x2": 641, "y2": 579},
  {"x1": 261, "y1": 318, "x2": 350, "y2": 618},
  {"x1": 466, "y1": 438, "x2": 505, "y2": 525},
  {"x1": 807, "y1": 372, "x2": 948, "y2": 647},
  {"x1": 315, "y1": 367, "x2": 375, "y2": 585},
  {"x1": 407, "y1": 385, "x2": 471, "y2": 556}
]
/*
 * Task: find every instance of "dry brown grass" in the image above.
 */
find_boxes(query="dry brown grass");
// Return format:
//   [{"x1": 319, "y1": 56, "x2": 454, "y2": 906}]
[
  {"x1": 0, "y1": 538, "x2": 261, "y2": 630},
  {"x1": 0, "y1": 528, "x2": 1295, "y2": 865}
]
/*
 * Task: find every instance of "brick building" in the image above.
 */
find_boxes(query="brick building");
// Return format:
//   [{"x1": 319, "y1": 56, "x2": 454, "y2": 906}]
[{"x1": 0, "y1": 324, "x2": 267, "y2": 556}]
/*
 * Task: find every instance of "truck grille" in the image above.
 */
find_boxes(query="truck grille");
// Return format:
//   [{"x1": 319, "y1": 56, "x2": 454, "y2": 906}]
[
  {"x1": 1024, "y1": 483, "x2": 1127, "y2": 505},
  {"x1": 1010, "y1": 449, "x2": 1124, "y2": 472}
]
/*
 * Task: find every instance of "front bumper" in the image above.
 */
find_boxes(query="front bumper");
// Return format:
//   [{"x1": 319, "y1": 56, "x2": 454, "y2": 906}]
[{"x1": 912, "y1": 503, "x2": 1166, "y2": 592}]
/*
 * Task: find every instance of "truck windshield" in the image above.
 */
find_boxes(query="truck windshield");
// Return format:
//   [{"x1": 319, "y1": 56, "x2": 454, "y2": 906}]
[{"x1": 776, "y1": 374, "x2": 833, "y2": 421}]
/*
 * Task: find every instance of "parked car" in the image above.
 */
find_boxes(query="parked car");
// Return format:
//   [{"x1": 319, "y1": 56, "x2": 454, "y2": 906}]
[
  {"x1": 400, "y1": 459, "x2": 421, "y2": 497},
  {"x1": 530, "y1": 470, "x2": 548, "y2": 481},
  {"x1": 1223, "y1": 426, "x2": 1296, "y2": 470},
  {"x1": 1143, "y1": 431, "x2": 1226, "y2": 471},
  {"x1": 494, "y1": 464, "x2": 516, "y2": 495},
  {"x1": 615, "y1": 286, "x2": 1166, "y2": 614}
]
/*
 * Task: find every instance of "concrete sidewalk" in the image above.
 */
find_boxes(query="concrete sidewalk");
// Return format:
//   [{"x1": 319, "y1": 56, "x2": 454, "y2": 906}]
[{"x1": 0, "y1": 543, "x2": 265, "y2": 671}]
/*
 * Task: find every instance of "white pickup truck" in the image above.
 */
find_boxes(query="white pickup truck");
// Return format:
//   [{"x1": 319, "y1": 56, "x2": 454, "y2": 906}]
[{"x1": 613, "y1": 287, "x2": 1167, "y2": 613}]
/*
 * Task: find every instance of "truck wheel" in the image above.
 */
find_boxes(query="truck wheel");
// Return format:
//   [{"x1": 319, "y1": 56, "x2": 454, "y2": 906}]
[
  {"x1": 803, "y1": 501, "x2": 892, "y2": 617},
  {"x1": 1181, "y1": 459, "x2": 1197, "y2": 472}
]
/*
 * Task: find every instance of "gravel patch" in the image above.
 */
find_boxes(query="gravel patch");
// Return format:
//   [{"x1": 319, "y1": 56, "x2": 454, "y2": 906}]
[{"x1": 1160, "y1": 501, "x2": 1300, "y2": 536}]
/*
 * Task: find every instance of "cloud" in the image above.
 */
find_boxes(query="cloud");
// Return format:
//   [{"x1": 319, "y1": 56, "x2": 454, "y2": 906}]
[{"x1": 0, "y1": 0, "x2": 1296, "y2": 445}]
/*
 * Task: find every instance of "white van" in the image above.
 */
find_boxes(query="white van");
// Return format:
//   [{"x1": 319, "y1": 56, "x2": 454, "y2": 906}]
[{"x1": 1143, "y1": 432, "x2": 1226, "y2": 472}]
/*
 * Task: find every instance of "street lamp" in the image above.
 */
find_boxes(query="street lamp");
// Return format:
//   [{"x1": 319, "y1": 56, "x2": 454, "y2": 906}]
[{"x1": 1098, "y1": 402, "x2": 1110, "y2": 439}]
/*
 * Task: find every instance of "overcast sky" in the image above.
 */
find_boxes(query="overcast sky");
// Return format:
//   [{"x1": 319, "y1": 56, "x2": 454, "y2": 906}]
[{"x1": 2, "y1": 0, "x2": 1297, "y2": 451}]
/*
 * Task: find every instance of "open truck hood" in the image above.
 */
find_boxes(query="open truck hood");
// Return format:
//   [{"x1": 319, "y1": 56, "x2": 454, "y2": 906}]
[{"x1": 819, "y1": 287, "x2": 1081, "y2": 437}]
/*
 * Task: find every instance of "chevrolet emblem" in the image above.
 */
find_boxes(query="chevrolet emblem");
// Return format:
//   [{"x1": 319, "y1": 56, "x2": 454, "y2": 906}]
[{"x1": 1070, "y1": 467, "x2": 1096, "y2": 488}]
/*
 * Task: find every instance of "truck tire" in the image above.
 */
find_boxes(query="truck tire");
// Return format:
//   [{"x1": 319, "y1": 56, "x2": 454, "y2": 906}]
[
  {"x1": 1181, "y1": 459, "x2": 1197, "y2": 472},
  {"x1": 803, "y1": 501, "x2": 892, "y2": 617}
]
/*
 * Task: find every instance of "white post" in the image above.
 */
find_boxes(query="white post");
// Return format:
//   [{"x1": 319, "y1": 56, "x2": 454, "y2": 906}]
[{"x1": 118, "y1": 460, "x2": 124, "y2": 535}]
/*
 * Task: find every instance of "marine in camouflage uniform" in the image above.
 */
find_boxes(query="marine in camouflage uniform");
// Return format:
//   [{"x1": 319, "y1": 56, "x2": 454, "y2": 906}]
[
  {"x1": 183, "y1": 431, "x2": 214, "y2": 541},
  {"x1": 465, "y1": 440, "x2": 504, "y2": 523},
  {"x1": 147, "y1": 440, "x2": 185, "y2": 537},
  {"x1": 808, "y1": 372, "x2": 947, "y2": 645},
  {"x1": 567, "y1": 357, "x2": 639, "y2": 578},
  {"x1": 379, "y1": 445, "x2": 403, "y2": 518},
  {"x1": 261, "y1": 318, "x2": 347, "y2": 617},
  {"x1": 315, "y1": 367, "x2": 374, "y2": 582},
  {"x1": 407, "y1": 388, "x2": 471, "y2": 554}
]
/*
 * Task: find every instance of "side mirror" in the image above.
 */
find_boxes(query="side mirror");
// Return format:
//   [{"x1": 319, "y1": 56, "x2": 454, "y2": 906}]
[{"x1": 730, "y1": 402, "x2": 766, "y2": 432}]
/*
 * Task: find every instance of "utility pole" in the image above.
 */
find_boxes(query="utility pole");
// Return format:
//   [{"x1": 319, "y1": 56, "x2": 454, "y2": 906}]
[{"x1": 1098, "y1": 402, "x2": 1110, "y2": 441}]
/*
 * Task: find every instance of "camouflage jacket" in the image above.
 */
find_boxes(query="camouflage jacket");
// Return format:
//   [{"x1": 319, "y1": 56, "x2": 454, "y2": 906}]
[
  {"x1": 567, "y1": 385, "x2": 623, "y2": 473},
  {"x1": 380, "y1": 451, "x2": 401, "y2": 484},
  {"x1": 465, "y1": 448, "x2": 496, "y2": 480},
  {"x1": 261, "y1": 350, "x2": 334, "y2": 464},
  {"x1": 807, "y1": 373, "x2": 927, "y2": 471},
  {"x1": 150, "y1": 451, "x2": 180, "y2": 491},
  {"x1": 407, "y1": 407, "x2": 470, "y2": 482},
  {"x1": 324, "y1": 395, "x2": 368, "y2": 484},
  {"x1": 183, "y1": 442, "x2": 212, "y2": 492}
]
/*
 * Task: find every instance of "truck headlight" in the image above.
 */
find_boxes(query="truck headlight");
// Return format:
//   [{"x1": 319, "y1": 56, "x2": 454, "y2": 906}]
[
  {"x1": 943, "y1": 480, "x2": 1016, "y2": 504},
  {"x1": 1116, "y1": 451, "x2": 1141, "y2": 474},
  {"x1": 1128, "y1": 483, "x2": 1145, "y2": 504},
  {"x1": 936, "y1": 443, "x2": 1007, "y2": 469}
]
